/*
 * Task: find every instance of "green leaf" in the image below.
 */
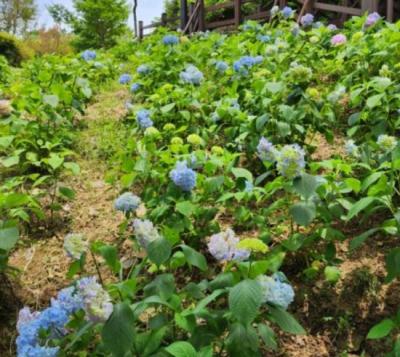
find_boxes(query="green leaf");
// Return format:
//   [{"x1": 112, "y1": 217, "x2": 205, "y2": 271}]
[
  {"x1": 59, "y1": 186, "x2": 75, "y2": 200},
  {"x1": 161, "y1": 103, "x2": 176, "y2": 114},
  {"x1": 0, "y1": 135, "x2": 14, "y2": 148},
  {"x1": 268, "y1": 305, "x2": 306, "y2": 335},
  {"x1": 64, "y1": 162, "x2": 80, "y2": 175},
  {"x1": 231, "y1": 167, "x2": 253, "y2": 182},
  {"x1": 366, "y1": 94, "x2": 384, "y2": 109},
  {"x1": 350, "y1": 228, "x2": 380, "y2": 250},
  {"x1": 229, "y1": 279, "x2": 263, "y2": 325},
  {"x1": 144, "y1": 274, "x2": 175, "y2": 301},
  {"x1": 46, "y1": 153, "x2": 64, "y2": 170},
  {"x1": 367, "y1": 319, "x2": 395, "y2": 339},
  {"x1": 165, "y1": 341, "x2": 197, "y2": 357},
  {"x1": 385, "y1": 248, "x2": 400, "y2": 283},
  {"x1": 96, "y1": 244, "x2": 121, "y2": 274},
  {"x1": 293, "y1": 173, "x2": 319, "y2": 199},
  {"x1": 176, "y1": 201, "x2": 195, "y2": 217},
  {"x1": 2, "y1": 155, "x2": 19, "y2": 167},
  {"x1": 147, "y1": 237, "x2": 171, "y2": 266},
  {"x1": 43, "y1": 94, "x2": 59, "y2": 108},
  {"x1": 258, "y1": 323, "x2": 278, "y2": 351},
  {"x1": 102, "y1": 302, "x2": 135, "y2": 357},
  {"x1": 346, "y1": 197, "x2": 376, "y2": 221},
  {"x1": 265, "y1": 81, "x2": 283, "y2": 94},
  {"x1": 290, "y1": 202, "x2": 316, "y2": 226},
  {"x1": 181, "y1": 245, "x2": 207, "y2": 271},
  {"x1": 0, "y1": 226, "x2": 19, "y2": 251},
  {"x1": 324, "y1": 266, "x2": 341, "y2": 283}
]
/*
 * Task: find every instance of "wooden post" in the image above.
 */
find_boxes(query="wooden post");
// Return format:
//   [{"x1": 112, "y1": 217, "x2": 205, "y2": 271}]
[
  {"x1": 387, "y1": 0, "x2": 394, "y2": 22},
  {"x1": 189, "y1": 3, "x2": 195, "y2": 33},
  {"x1": 279, "y1": 0, "x2": 287, "y2": 7},
  {"x1": 138, "y1": 20, "x2": 144, "y2": 40},
  {"x1": 199, "y1": 0, "x2": 205, "y2": 32},
  {"x1": 180, "y1": 0, "x2": 188, "y2": 30},
  {"x1": 161, "y1": 12, "x2": 167, "y2": 26},
  {"x1": 361, "y1": 0, "x2": 378, "y2": 13},
  {"x1": 234, "y1": 0, "x2": 242, "y2": 28}
]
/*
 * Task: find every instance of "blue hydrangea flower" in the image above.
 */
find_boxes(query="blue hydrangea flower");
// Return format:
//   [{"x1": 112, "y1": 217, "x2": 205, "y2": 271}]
[
  {"x1": 257, "y1": 137, "x2": 277, "y2": 162},
  {"x1": 281, "y1": 6, "x2": 293, "y2": 18},
  {"x1": 119, "y1": 73, "x2": 132, "y2": 84},
  {"x1": 257, "y1": 273, "x2": 295, "y2": 309},
  {"x1": 170, "y1": 161, "x2": 197, "y2": 191},
  {"x1": 136, "y1": 109, "x2": 153, "y2": 129},
  {"x1": 131, "y1": 83, "x2": 141, "y2": 93},
  {"x1": 300, "y1": 13, "x2": 314, "y2": 27},
  {"x1": 365, "y1": 12, "x2": 381, "y2": 27},
  {"x1": 257, "y1": 34, "x2": 271, "y2": 43},
  {"x1": 215, "y1": 60, "x2": 228, "y2": 73},
  {"x1": 180, "y1": 65, "x2": 204, "y2": 85},
  {"x1": 132, "y1": 218, "x2": 160, "y2": 248},
  {"x1": 163, "y1": 34, "x2": 179, "y2": 45},
  {"x1": 327, "y1": 24, "x2": 338, "y2": 31},
  {"x1": 51, "y1": 287, "x2": 84, "y2": 315},
  {"x1": 114, "y1": 192, "x2": 141, "y2": 213},
  {"x1": 207, "y1": 228, "x2": 250, "y2": 262},
  {"x1": 233, "y1": 56, "x2": 262, "y2": 75},
  {"x1": 81, "y1": 50, "x2": 96, "y2": 61},
  {"x1": 275, "y1": 144, "x2": 305, "y2": 179},
  {"x1": 137, "y1": 64, "x2": 150, "y2": 75}
]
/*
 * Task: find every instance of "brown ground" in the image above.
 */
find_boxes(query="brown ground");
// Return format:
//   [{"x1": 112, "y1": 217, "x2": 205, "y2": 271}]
[{"x1": 1, "y1": 91, "x2": 397, "y2": 357}]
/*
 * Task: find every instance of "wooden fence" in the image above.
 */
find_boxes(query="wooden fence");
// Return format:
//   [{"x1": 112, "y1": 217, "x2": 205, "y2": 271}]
[{"x1": 138, "y1": 0, "x2": 398, "y2": 40}]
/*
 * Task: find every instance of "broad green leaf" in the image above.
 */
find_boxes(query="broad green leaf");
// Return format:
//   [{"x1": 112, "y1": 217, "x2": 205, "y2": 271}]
[
  {"x1": 366, "y1": 94, "x2": 384, "y2": 109},
  {"x1": 258, "y1": 323, "x2": 278, "y2": 351},
  {"x1": 0, "y1": 226, "x2": 19, "y2": 251},
  {"x1": 229, "y1": 279, "x2": 263, "y2": 324},
  {"x1": 147, "y1": 237, "x2": 171, "y2": 266},
  {"x1": 176, "y1": 201, "x2": 195, "y2": 217},
  {"x1": 367, "y1": 319, "x2": 395, "y2": 339},
  {"x1": 161, "y1": 103, "x2": 176, "y2": 113},
  {"x1": 43, "y1": 94, "x2": 59, "y2": 108},
  {"x1": 290, "y1": 202, "x2": 316, "y2": 226},
  {"x1": 165, "y1": 341, "x2": 197, "y2": 357},
  {"x1": 231, "y1": 167, "x2": 253, "y2": 182},
  {"x1": 0, "y1": 135, "x2": 14, "y2": 148},
  {"x1": 46, "y1": 154, "x2": 64, "y2": 170},
  {"x1": 181, "y1": 245, "x2": 207, "y2": 271},
  {"x1": 102, "y1": 302, "x2": 135, "y2": 357},
  {"x1": 2, "y1": 155, "x2": 19, "y2": 167},
  {"x1": 59, "y1": 186, "x2": 75, "y2": 200},
  {"x1": 268, "y1": 305, "x2": 306, "y2": 335},
  {"x1": 350, "y1": 228, "x2": 380, "y2": 250},
  {"x1": 385, "y1": 248, "x2": 400, "y2": 283},
  {"x1": 293, "y1": 173, "x2": 319, "y2": 199},
  {"x1": 346, "y1": 197, "x2": 376, "y2": 221}
]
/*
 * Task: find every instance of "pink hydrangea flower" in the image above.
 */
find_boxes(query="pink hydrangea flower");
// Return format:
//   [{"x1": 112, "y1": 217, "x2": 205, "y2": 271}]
[{"x1": 331, "y1": 34, "x2": 347, "y2": 46}]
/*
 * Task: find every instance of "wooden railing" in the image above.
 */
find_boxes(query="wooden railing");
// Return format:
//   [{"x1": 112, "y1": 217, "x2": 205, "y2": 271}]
[{"x1": 137, "y1": 0, "x2": 398, "y2": 40}]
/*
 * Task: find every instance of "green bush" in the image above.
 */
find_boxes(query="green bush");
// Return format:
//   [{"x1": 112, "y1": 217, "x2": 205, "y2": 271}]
[
  {"x1": 0, "y1": 55, "x2": 10, "y2": 84},
  {"x1": 0, "y1": 32, "x2": 32, "y2": 66}
]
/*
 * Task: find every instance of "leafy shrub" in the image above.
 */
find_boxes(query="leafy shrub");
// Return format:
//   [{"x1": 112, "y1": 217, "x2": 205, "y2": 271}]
[{"x1": 0, "y1": 32, "x2": 32, "y2": 66}]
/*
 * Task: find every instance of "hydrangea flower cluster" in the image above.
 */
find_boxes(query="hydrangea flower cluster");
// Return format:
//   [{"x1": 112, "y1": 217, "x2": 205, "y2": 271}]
[
  {"x1": 76, "y1": 277, "x2": 113, "y2": 323},
  {"x1": 287, "y1": 62, "x2": 312, "y2": 83},
  {"x1": 137, "y1": 64, "x2": 150, "y2": 75},
  {"x1": 377, "y1": 134, "x2": 397, "y2": 152},
  {"x1": 131, "y1": 83, "x2": 141, "y2": 93},
  {"x1": 64, "y1": 233, "x2": 88, "y2": 260},
  {"x1": 233, "y1": 56, "x2": 263, "y2": 75},
  {"x1": 81, "y1": 50, "x2": 96, "y2": 61},
  {"x1": 114, "y1": 192, "x2": 141, "y2": 213},
  {"x1": 180, "y1": 65, "x2": 204, "y2": 85},
  {"x1": 16, "y1": 281, "x2": 101, "y2": 357},
  {"x1": 163, "y1": 34, "x2": 179, "y2": 45},
  {"x1": 215, "y1": 60, "x2": 228, "y2": 72},
  {"x1": 331, "y1": 34, "x2": 347, "y2": 46},
  {"x1": 256, "y1": 34, "x2": 271, "y2": 43},
  {"x1": 300, "y1": 13, "x2": 314, "y2": 27},
  {"x1": 257, "y1": 273, "x2": 295, "y2": 309},
  {"x1": 170, "y1": 161, "x2": 197, "y2": 191},
  {"x1": 365, "y1": 12, "x2": 381, "y2": 27},
  {"x1": 270, "y1": 5, "x2": 279, "y2": 17},
  {"x1": 276, "y1": 144, "x2": 306, "y2": 179},
  {"x1": 327, "y1": 24, "x2": 338, "y2": 31},
  {"x1": 207, "y1": 228, "x2": 250, "y2": 262},
  {"x1": 136, "y1": 109, "x2": 153, "y2": 129},
  {"x1": 281, "y1": 6, "x2": 293, "y2": 18},
  {"x1": 257, "y1": 137, "x2": 277, "y2": 162},
  {"x1": 344, "y1": 139, "x2": 360, "y2": 158},
  {"x1": 119, "y1": 73, "x2": 132, "y2": 84},
  {"x1": 132, "y1": 218, "x2": 160, "y2": 248}
]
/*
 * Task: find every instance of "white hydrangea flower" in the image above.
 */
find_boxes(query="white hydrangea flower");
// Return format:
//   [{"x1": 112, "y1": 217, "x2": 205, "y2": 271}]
[
  {"x1": 64, "y1": 233, "x2": 88, "y2": 260},
  {"x1": 132, "y1": 219, "x2": 160, "y2": 248}
]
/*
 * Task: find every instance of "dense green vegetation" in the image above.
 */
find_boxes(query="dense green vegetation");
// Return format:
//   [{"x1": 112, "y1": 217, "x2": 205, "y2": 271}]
[{"x1": 3, "y1": 7, "x2": 400, "y2": 357}]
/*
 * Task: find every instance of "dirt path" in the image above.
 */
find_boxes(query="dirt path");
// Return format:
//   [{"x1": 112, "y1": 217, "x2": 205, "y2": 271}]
[{"x1": 9, "y1": 87, "x2": 129, "y2": 309}]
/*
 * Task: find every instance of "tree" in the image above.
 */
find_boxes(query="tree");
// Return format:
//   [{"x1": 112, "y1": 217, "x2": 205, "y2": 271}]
[
  {"x1": 48, "y1": 0, "x2": 129, "y2": 50},
  {"x1": 0, "y1": 0, "x2": 37, "y2": 35}
]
